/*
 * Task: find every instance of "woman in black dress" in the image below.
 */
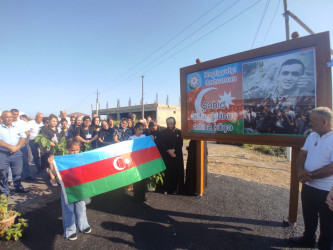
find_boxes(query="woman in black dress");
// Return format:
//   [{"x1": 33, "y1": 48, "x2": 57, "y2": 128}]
[
  {"x1": 39, "y1": 114, "x2": 66, "y2": 186},
  {"x1": 91, "y1": 117, "x2": 101, "y2": 148},
  {"x1": 162, "y1": 117, "x2": 184, "y2": 194}
]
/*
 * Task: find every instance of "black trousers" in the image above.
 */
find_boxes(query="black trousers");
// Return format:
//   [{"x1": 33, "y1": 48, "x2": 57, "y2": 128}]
[
  {"x1": 133, "y1": 179, "x2": 146, "y2": 201},
  {"x1": 301, "y1": 184, "x2": 333, "y2": 250}
]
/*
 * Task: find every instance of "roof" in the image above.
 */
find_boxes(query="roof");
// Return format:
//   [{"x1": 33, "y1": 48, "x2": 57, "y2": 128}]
[{"x1": 67, "y1": 112, "x2": 90, "y2": 117}]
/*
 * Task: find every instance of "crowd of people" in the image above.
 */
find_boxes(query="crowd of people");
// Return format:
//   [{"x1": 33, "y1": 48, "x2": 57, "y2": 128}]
[
  {"x1": 0, "y1": 109, "x2": 186, "y2": 240},
  {"x1": 1, "y1": 108, "x2": 333, "y2": 247},
  {"x1": 243, "y1": 105, "x2": 314, "y2": 135}
]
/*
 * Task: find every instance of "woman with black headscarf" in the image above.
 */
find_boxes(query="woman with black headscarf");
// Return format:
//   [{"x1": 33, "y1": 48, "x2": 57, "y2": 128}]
[{"x1": 162, "y1": 117, "x2": 184, "y2": 194}]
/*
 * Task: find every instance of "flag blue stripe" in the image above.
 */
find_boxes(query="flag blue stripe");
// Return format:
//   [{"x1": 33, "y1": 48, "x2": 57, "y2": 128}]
[{"x1": 55, "y1": 136, "x2": 156, "y2": 171}]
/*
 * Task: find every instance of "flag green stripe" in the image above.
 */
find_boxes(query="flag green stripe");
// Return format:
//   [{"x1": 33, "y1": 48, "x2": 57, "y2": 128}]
[{"x1": 64, "y1": 158, "x2": 165, "y2": 203}]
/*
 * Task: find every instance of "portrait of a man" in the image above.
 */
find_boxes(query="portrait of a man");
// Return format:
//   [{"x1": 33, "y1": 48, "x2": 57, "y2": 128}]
[{"x1": 242, "y1": 48, "x2": 316, "y2": 135}]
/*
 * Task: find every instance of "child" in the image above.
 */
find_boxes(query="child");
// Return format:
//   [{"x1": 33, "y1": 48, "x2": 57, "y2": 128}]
[
  {"x1": 48, "y1": 138, "x2": 91, "y2": 240},
  {"x1": 60, "y1": 118, "x2": 69, "y2": 138},
  {"x1": 130, "y1": 122, "x2": 152, "y2": 202}
]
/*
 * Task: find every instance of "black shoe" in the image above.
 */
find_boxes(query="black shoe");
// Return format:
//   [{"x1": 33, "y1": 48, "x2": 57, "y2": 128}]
[
  {"x1": 14, "y1": 187, "x2": 30, "y2": 193},
  {"x1": 67, "y1": 233, "x2": 77, "y2": 240},
  {"x1": 133, "y1": 195, "x2": 147, "y2": 203},
  {"x1": 289, "y1": 236, "x2": 316, "y2": 248},
  {"x1": 82, "y1": 227, "x2": 91, "y2": 234},
  {"x1": 25, "y1": 176, "x2": 35, "y2": 181}
]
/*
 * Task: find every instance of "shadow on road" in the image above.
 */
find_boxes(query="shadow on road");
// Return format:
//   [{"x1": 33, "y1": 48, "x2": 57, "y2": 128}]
[{"x1": 89, "y1": 189, "x2": 289, "y2": 249}]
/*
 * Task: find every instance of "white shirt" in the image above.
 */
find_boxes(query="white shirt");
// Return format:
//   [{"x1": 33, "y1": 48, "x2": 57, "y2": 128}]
[
  {"x1": 129, "y1": 134, "x2": 146, "y2": 140},
  {"x1": 13, "y1": 120, "x2": 29, "y2": 133},
  {"x1": 302, "y1": 131, "x2": 333, "y2": 191},
  {"x1": 28, "y1": 120, "x2": 43, "y2": 140},
  {"x1": 0, "y1": 123, "x2": 27, "y2": 152}
]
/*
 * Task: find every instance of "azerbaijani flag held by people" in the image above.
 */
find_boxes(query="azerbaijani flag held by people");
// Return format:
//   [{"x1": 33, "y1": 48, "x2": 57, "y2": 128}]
[{"x1": 53, "y1": 136, "x2": 166, "y2": 204}]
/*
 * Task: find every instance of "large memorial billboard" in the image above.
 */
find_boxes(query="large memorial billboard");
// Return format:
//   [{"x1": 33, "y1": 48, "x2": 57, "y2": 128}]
[{"x1": 180, "y1": 32, "x2": 332, "y2": 146}]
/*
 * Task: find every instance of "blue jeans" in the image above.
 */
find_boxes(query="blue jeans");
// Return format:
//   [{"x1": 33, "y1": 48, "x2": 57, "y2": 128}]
[
  {"x1": 0, "y1": 150, "x2": 24, "y2": 194},
  {"x1": 29, "y1": 140, "x2": 42, "y2": 172},
  {"x1": 20, "y1": 145, "x2": 31, "y2": 178},
  {"x1": 8, "y1": 167, "x2": 12, "y2": 182},
  {"x1": 60, "y1": 189, "x2": 90, "y2": 238}
]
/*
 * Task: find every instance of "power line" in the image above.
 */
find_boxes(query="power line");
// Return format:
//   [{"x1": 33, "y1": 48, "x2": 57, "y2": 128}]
[
  {"x1": 102, "y1": 0, "x2": 263, "y2": 97},
  {"x1": 102, "y1": 0, "x2": 241, "y2": 94},
  {"x1": 251, "y1": 0, "x2": 270, "y2": 49},
  {"x1": 262, "y1": 0, "x2": 281, "y2": 45},
  {"x1": 66, "y1": 94, "x2": 94, "y2": 111},
  {"x1": 130, "y1": 0, "x2": 240, "y2": 80},
  {"x1": 101, "y1": 0, "x2": 226, "y2": 92},
  {"x1": 144, "y1": 0, "x2": 264, "y2": 75}
]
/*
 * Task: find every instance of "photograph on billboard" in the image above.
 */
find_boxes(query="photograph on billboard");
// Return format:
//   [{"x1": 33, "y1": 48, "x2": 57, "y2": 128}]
[{"x1": 186, "y1": 47, "x2": 316, "y2": 137}]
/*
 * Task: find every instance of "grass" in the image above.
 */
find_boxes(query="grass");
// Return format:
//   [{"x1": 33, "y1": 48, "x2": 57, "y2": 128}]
[{"x1": 241, "y1": 144, "x2": 286, "y2": 157}]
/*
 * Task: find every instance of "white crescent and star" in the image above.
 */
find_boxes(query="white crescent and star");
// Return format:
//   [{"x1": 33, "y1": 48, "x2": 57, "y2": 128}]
[
  {"x1": 194, "y1": 87, "x2": 216, "y2": 123},
  {"x1": 113, "y1": 157, "x2": 132, "y2": 171}
]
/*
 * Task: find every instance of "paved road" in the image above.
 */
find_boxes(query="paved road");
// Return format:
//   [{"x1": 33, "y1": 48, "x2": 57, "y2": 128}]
[{"x1": 0, "y1": 172, "x2": 310, "y2": 250}]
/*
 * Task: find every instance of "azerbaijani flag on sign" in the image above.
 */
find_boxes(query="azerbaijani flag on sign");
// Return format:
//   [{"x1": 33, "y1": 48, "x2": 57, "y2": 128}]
[{"x1": 53, "y1": 137, "x2": 166, "y2": 204}]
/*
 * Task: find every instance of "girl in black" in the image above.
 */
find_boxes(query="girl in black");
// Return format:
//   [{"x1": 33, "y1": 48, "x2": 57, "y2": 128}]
[
  {"x1": 91, "y1": 117, "x2": 101, "y2": 148},
  {"x1": 98, "y1": 121, "x2": 116, "y2": 147},
  {"x1": 75, "y1": 116, "x2": 98, "y2": 151}
]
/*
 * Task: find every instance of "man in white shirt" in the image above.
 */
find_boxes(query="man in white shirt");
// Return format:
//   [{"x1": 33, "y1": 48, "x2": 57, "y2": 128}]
[
  {"x1": 28, "y1": 113, "x2": 43, "y2": 174},
  {"x1": 290, "y1": 107, "x2": 333, "y2": 249},
  {"x1": 57, "y1": 110, "x2": 71, "y2": 133},
  {"x1": 11, "y1": 109, "x2": 33, "y2": 181},
  {"x1": 0, "y1": 111, "x2": 29, "y2": 195}
]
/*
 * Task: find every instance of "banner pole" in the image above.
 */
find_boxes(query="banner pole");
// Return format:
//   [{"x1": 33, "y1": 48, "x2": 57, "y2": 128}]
[
  {"x1": 196, "y1": 140, "x2": 204, "y2": 195},
  {"x1": 288, "y1": 147, "x2": 300, "y2": 225}
]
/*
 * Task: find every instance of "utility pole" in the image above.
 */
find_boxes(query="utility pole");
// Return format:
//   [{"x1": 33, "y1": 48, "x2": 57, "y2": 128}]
[
  {"x1": 287, "y1": 10, "x2": 333, "y2": 56},
  {"x1": 283, "y1": 0, "x2": 292, "y2": 163},
  {"x1": 141, "y1": 75, "x2": 144, "y2": 119},
  {"x1": 283, "y1": 0, "x2": 290, "y2": 40},
  {"x1": 95, "y1": 89, "x2": 100, "y2": 116}
]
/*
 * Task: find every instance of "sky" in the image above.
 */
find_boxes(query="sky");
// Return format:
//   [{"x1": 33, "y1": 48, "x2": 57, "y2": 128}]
[{"x1": 0, "y1": 0, "x2": 332, "y2": 118}]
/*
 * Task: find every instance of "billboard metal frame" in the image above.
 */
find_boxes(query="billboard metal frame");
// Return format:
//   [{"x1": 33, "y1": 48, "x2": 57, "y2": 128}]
[{"x1": 180, "y1": 32, "x2": 332, "y2": 147}]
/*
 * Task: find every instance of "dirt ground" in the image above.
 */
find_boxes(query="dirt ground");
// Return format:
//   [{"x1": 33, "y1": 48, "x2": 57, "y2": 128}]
[{"x1": 185, "y1": 142, "x2": 292, "y2": 189}]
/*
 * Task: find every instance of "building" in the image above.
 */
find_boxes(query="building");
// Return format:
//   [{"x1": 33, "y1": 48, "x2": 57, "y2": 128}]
[{"x1": 94, "y1": 103, "x2": 181, "y2": 128}]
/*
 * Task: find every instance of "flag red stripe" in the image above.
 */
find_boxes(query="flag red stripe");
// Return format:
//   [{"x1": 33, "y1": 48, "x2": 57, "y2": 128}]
[{"x1": 59, "y1": 146, "x2": 161, "y2": 187}]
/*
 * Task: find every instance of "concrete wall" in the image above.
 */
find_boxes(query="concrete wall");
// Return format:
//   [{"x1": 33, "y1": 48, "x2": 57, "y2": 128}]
[
  {"x1": 95, "y1": 104, "x2": 181, "y2": 129},
  {"x1": 157, "y1": 105, "x2": 181, "y2": 129}
]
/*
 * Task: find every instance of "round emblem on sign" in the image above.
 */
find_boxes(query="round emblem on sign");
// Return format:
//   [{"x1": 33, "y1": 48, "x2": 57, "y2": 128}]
[{"x1": 187, "y1": 73, "x2": 201, "y2": 90}]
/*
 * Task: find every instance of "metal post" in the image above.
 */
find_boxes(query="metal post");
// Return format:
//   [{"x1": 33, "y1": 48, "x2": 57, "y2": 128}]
[
  {"x1": 141, "y1": 75, "x2": 144, "y2": 120},
  {"x1": 283, "y1": 0, "x2": 290, "y2": 40},
  {"x1": 96, "y1": 89, "x2": 99, "y2": 116}
]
